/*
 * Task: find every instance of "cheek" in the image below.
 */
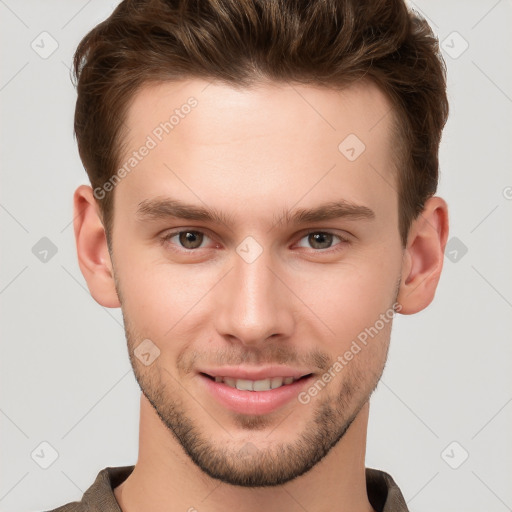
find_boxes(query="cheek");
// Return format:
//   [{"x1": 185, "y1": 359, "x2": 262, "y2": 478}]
[
  {"x1": 293, "y1": 257, "x2": 399, "y2": 345},
  {"x1": 114, "y1": 249, "x2": 218, "y2": 340}
]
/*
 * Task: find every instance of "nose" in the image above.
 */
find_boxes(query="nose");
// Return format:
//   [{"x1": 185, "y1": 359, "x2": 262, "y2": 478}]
[{"x1": 214, "y1": 246, "x2": 296, "y2": 347}]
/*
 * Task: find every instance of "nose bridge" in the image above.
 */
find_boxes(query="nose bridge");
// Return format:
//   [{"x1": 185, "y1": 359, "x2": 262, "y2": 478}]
[{"x1": 215, "y1": 240, "x2": 294, "y2": 345}]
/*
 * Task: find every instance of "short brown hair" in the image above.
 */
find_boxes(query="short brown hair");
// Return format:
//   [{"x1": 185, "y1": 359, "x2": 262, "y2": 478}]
[{"x1": 72, "y1": 0, "x2": 448, "y2": 247}]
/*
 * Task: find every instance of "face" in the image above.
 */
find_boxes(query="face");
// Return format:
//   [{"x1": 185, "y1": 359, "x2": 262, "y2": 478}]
[{"x1": 109, "y1": 78, "x2": 403, "y2": 487}]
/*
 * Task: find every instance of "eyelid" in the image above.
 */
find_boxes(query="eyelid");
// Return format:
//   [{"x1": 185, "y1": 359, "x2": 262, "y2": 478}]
[{"x1": 293, "y1": 228, "x2": 351, "y2": 242}]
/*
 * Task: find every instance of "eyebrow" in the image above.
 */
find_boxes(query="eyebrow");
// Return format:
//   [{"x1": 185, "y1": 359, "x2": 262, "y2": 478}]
[{"x1": 136, "y1": 196, "x2": 375, "y2": 227}]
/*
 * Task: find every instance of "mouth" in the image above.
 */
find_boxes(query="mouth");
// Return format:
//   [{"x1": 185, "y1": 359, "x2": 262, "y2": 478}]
[
  {"x1": 198, "y1": 372, "x2": 315, "y2": 415},
  {"x1": 200, "y1": 372, "x2": 313, "y2": 391}
]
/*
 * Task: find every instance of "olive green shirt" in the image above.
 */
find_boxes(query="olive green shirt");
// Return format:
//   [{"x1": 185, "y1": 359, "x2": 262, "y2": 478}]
[{"x1": 46, "y1": 465, "x2": 409, "y2": 511}]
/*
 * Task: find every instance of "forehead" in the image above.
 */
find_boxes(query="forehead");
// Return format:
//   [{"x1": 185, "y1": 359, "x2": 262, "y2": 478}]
[
  {"x1": 124, "y1": 78, "x2": 394, "y2": 147},
  {"x1": 116, "y1": 78, "x2": 397, "y2": 228}
]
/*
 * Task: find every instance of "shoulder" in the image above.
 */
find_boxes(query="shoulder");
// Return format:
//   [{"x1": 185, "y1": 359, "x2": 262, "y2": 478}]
[
  {"x1": 44, "y1": 465, "x2": 135, "y2": 512},
  {"x1": 366, "y1": 467, "x2": 409, "y2": 512},
  {"x1": 45, "y1": 502, "x2": 85, "y2": 512}
]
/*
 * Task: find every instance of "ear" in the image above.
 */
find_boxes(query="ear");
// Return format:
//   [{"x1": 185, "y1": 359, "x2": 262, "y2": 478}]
[
  {"x1": 396, "y1": 196, "x2": 449, "y2": 314},
  {"x1": 73, "y1": 184, "x2": 121, "y2": 308}
]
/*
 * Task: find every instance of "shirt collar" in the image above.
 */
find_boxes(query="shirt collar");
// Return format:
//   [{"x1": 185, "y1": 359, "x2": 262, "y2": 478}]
[{"x1": 78, "y1": 465, "x2": 409, "y2": 512}]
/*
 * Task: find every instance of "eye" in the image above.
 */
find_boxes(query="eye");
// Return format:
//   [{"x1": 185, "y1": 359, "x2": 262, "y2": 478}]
[
  {"x1": 160, "y1": 229, "x2": 350, "y2": 254},
  {"x1": 161, "y1": 230, "x2": 214, "y2": 250},
  {"x1": 295, "y1": 231, "x2": 349, "y2": 251}
]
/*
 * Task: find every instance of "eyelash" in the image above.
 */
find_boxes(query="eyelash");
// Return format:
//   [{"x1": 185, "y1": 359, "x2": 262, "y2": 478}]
[{"x1": 160, "y1": 229, "x2": 350, "y2": 254}]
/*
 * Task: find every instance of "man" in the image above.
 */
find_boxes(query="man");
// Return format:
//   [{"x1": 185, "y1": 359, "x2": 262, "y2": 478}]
[{"x1": 49, "y1": 0, "x2": 449, "y2": 510}]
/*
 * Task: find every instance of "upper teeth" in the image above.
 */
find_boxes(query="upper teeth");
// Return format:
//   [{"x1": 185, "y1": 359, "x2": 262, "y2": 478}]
[{"x1": 214, "y1": 376, "x2": 300, "y2": 391}]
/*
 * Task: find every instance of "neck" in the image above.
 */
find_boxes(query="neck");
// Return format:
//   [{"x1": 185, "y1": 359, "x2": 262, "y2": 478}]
[{"x1": 114, "y1": 395, "x2": 375, "y2": 512}]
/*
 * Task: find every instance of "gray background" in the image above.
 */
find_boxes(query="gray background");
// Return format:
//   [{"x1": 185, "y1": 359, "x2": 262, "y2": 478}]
[{"x1": 1, "y1": 1, "x2": 511, "y2": 511}]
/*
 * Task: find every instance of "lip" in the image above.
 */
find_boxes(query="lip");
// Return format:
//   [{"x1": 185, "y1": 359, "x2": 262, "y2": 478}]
[
  {"x1": 196, "y1": 365, "x2": 312, "y2": 380},
  {"x1": 198, "y1": 372, "x2": 314, "y2": 415}
]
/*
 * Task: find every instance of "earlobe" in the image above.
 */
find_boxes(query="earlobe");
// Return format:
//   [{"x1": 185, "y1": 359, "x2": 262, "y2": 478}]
[
  {"x1": 73, "y1": 185, "x2": 121, "y2": 308},
  {"x1": 396, "y1": 196, "x2": 449, "y2": 315}
]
